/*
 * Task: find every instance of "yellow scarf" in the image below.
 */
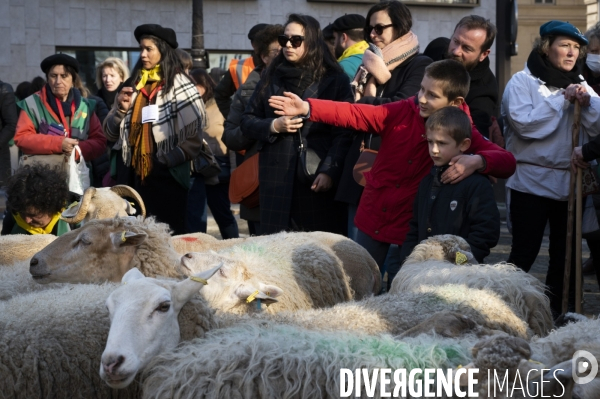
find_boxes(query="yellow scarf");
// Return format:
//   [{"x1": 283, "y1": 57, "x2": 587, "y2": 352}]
[
  {"x1": 136, "y1": 64, "x2": 162, "y2": 90},
  {"x1": 337, "y1": 41, "x2": 369, "y2": 62},
  {"x1": 14, "y1": 211, "x2": 63, "y2": 235}
]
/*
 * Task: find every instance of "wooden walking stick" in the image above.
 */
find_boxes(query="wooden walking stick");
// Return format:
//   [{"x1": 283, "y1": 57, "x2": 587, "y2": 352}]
[{"x1": 562, "y1": 101, "x2": 582, "y2": 314}]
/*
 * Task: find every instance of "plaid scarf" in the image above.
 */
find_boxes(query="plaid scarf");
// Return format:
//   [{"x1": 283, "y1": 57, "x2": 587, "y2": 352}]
[{"x1": 118, "y1": 73, "x2": 207, "y2": 180}]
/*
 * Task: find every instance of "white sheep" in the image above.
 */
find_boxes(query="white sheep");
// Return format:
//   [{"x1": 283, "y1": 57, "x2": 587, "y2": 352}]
[
  {"x1": 29, "y1": 217, "x2": 377, "y2": 311},
  {"x1": 390, "y1": 235, "x2": 553, "y2": 337},
  {"x1": 0, "y1": 267, "x2": 221, "y2": 398},
  {"x1": 140, "y1": 324, "x2": 477, "y2": 399}
]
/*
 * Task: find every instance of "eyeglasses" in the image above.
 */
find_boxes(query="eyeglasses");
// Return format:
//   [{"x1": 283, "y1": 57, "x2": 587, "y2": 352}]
[
  {"x1": 368, "y1": 24, "x2": 394, "y2": 36},
  {"x1": 278, "y1": 35, "x2": 305, "y2": 48}
]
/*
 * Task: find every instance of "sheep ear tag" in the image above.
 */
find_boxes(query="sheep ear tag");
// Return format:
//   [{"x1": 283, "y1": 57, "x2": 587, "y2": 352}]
[
  {"x1": 450, "y1": 200, "x2": 457, "y2": 211},
  {"x1": 455, "y1": 251, "x2": 468, "y2": 265}
]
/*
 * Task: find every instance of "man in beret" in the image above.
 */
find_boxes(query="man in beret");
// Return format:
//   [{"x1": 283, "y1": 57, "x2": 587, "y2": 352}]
[
  {"x1": 214, "y1": 23, "x2": 269, "y2": 119},
  {"x1": 424, "y1": 15, "x2": 498, "y2": 140},
  {"x1": 332, "y1": 14, "x2": 369, "y2": 80}
]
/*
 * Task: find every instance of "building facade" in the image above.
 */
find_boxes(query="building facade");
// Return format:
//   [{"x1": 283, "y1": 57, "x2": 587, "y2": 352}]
[{"x1": 2, "y1": 0, "x2": 496, "y2": 89}]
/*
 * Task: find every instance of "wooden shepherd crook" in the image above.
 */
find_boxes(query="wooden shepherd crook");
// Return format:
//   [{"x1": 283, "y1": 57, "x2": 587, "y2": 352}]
[{"x1": 562, "y1": 101, "x2": 583, "y2": 314}]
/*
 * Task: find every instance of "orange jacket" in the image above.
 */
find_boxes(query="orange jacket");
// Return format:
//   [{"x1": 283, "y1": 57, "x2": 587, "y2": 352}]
[{"x1": 229, "y1": 57, "x2": 255, "y2": 90}]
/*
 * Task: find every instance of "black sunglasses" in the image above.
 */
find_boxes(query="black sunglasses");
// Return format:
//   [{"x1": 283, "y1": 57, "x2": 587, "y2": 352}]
[
  {"x1": 368, "y1": 24, "x2": 394, "y2": 36},
  {"x1": 278, "y1": 35, "x2": 305, "y2": 48}
]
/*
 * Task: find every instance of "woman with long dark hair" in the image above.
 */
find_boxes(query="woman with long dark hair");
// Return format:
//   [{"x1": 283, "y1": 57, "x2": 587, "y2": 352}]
[
  {"x1": 240, "y1": 14, "x2": 353, "y2": 235},
  {"x1": 103, "y1": 24, "x2": 206, "y2": 234}
]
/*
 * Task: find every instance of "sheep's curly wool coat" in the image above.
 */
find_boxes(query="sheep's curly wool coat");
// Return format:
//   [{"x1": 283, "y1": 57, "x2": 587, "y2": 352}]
[
  {"x1": 0, "y1": 234, "x2": 57, "y2": 265},
  {"x1": 391, "y1": 261, "x2": 553, "y2": 337},
  {"x1": 0, "y1": 282, "x2": 218, "y2": 398},
  {"x1": 141, "y1": 323, "x2": 476, "y2": 399},
  {"x1": 218, "y1": 284, "x2": 532, "y2": 339}
]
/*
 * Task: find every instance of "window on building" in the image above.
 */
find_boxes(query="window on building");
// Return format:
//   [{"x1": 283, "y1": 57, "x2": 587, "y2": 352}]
[
  {"x1": 534, "y1": 0, "x2": 555, "y2": 4},
  {"x1": 56, "y1": 48, "x2": 140, "y2": 93},
  {"x1": 208, "y1": 51, "x2": 253, "y2": 78}
]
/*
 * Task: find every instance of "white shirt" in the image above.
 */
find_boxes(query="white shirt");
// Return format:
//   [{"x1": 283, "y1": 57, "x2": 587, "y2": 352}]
[{"x1": 502, "y1": 66, "x2": 600, "y2": 201}]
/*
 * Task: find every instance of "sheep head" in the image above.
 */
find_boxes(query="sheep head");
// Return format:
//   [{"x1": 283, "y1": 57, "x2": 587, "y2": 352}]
[
  {"x1": 180, "y1": 251, "x2": 283, "y2": 313},
  {"x1": 405, "y1": 234, "x2": 477, "y2": 265},
  {"x1": 61, "y1": 185, "x2": 146, "y2": 225},
  {"x1": 100, "y1": 265, "x2": 222, "y2": 389}
]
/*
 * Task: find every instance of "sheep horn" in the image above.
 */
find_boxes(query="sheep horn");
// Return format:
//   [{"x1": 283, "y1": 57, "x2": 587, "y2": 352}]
[
  {"x1": 61, "y1": 186, "x2": 96, "y2": 224},
  {"x1": 109, "y1": 185, "x2": 146, "y2": 217}
]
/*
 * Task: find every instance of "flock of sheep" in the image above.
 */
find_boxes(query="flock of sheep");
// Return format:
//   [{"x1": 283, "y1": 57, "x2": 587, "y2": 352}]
[{"x1": 0, "y1": 186, "x2": 599, "y2": 398}]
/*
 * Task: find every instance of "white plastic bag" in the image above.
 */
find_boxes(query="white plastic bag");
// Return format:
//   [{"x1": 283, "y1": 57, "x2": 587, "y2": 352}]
[{"x1": 68, "y1": 145, "x2": 90, "y2": 195}]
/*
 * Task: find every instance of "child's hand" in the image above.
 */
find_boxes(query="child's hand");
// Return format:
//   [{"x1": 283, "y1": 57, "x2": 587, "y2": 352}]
[
  {"x1": 269, "y1": 92, "x2": 310, "y2": 116},
  {"x1": 441, "y1": 155, "x2": 485, "y2": 184}
]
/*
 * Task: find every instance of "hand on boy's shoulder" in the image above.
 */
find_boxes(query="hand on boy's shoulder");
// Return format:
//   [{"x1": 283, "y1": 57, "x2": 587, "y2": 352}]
[{"x1": 440, "y1": 154, "x2": 485, "y2": 184}]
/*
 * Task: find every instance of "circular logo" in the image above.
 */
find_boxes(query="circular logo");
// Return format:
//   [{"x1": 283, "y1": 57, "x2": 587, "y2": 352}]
[{"x1": 572, "y1": 350, "x2": 598, "y2": 385}]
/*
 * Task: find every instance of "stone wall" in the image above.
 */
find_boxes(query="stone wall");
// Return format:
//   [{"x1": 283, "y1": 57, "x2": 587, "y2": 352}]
[{"x1": 1, "y1": 0, "x2": 496, "y2": 88}]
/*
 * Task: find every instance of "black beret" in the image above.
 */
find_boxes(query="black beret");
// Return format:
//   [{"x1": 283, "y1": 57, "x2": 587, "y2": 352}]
[
  {"x1": 248, "y1": 23, "x2": 269, "y2": 41},
  {"x1": 322, "y1": 23, "x2": 334, "y2": 40},
  {"x1": 134, "y1": 24, "x2": 178, "y2": 49},
  {"x1": 40, "y1": 53, "x2": 80, "y2": 74},
  {"x1": 332, "y1": 14, "x2": 366, "y2": 32}
]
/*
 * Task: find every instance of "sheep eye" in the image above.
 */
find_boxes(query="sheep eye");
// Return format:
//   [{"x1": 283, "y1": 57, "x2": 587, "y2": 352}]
[
  {"x1": 219, "y1": 268, "x2": 226, "y2": 278},
  {"x1": 156, "y1": 302, "x2": 171, "y2": 313}
]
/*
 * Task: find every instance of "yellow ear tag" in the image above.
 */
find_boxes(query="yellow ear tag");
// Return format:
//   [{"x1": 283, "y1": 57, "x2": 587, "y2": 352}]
[
  {"x1": 189, "y1": 276, "x2": 208, "y2": 285},
  {"x1": 121, "y1": 231, "x2": 127, "y2": 242},
  {"x1": 246, "y1": 290, "x2": 259, "y2": 303},
  {"x1": 455, "y1": 252, "x2": 468, "y2": 265}
]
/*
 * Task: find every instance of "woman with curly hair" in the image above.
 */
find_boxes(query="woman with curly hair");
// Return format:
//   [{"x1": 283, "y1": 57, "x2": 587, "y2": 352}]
[
  {"x1": 1, "y1": 164, "x2": 74, "y2": 236},
  {"x1": 103, "y1": 24, "x2": 206, "y2": 234}
]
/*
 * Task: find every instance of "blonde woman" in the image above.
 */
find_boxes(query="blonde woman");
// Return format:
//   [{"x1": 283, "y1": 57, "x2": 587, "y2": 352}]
[{"x1": 95, "y1": 57, "x2": 129, "y2": 108}]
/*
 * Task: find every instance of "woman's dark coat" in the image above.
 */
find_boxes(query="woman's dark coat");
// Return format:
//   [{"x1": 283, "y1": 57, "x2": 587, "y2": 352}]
[{"x1": 241, "y1": 70, "x2": 353, "y2": 235}]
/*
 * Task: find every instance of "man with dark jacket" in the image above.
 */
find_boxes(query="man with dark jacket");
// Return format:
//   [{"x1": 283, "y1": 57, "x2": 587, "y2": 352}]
[
  {"x1": 214, "y1": 23, "x2": 268, "y2": 119},
  {"x1": 424, "y1": 15, "x2": 498, "y2": 138},
  {"x1": 0, "y1": 80, "x2": 17, "y2": 185}
]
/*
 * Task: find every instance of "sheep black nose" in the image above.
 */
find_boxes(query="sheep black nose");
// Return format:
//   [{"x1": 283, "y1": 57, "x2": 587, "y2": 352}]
[
  {"x1": 184, "y1": 253, "x2": 193, "y2": 258},
  {"x1": 30, "y1": 257, "x2": 38, "y2": 267},
  {"x1": 103, "y1": 355, "x2": 125, "y2": 375}
]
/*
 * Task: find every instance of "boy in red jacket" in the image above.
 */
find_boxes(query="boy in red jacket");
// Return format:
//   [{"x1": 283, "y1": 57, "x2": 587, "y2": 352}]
[{"x1": 269, "y1": 59, "x2": 515, "y2": 281}]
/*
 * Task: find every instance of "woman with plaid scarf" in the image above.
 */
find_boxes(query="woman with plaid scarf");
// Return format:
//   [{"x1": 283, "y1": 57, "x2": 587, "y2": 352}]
[{"x1": 103, "y1": 24, "x2": 206, "y2": 235}]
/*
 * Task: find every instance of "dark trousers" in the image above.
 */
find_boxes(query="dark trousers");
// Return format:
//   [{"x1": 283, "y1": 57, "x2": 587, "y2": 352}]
[
  {"x1": 507, "y1": 189, "x2": 576, "y2": 317},
  {"x1": 186, "y1": 177, "x2": 239, "y2": 239}
]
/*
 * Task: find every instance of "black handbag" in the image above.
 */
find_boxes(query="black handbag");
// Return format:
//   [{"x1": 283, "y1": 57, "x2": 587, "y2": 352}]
[
  {"x1": 192, "y1": 140, "x2": 221, "y2": 178},
  {"x1": 296, "y1": 130, "x2": 321, "y2": 185}
]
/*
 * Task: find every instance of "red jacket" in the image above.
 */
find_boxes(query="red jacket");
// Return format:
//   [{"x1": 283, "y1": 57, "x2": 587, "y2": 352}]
[
  {"x1": 308, "y1": 96, "x2": 516, "y2": 245},
  {"x1": 14, "y1": 89, "x2": 106, "y2": 162}
]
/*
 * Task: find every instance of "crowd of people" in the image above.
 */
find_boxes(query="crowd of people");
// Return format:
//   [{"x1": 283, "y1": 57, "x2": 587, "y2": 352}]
[{"x1": 1, "y1": 1, "x2": 600, "y2": 319}]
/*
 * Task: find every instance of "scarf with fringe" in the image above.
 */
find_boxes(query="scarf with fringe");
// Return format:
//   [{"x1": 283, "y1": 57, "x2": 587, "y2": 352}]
[
  {"x1": 118, "y1": 73, "x2": 207, "y2": 181},
  {"x1": 352, "y1": 31, "x2": 419, "y2": 101}
]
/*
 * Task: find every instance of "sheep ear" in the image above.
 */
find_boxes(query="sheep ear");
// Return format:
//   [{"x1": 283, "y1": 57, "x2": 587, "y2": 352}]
[
  {"x1": 536, "y1": 360, "x2": 575, "y2": 397},
  {"x1": 122, "y1": 267, "x2": 145, "y2": 283},
  {"x1": 61, "y1": 202, "x2": 82, "y2": 219},
  {"x1": 455, "y1": 363, "x2": 476, "y2": 387},
  {"x1": 110, "y1": 231, "x2": 148, "y2": 248},
  {"x1": 172, "y1": 263, "x2": 222, "y2": 312},
  {"x1": 123, "y1": 199, "x2": 137, "y2": 215},
  {"x1": 234, "y1": 283, "x2": 281, "y2": 305}
]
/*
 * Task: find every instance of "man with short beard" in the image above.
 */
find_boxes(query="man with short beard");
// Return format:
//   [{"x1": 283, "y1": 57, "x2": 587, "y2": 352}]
[
  {"x1": 331, "y1": 14, "x2": 369, "y2": 80},
  {"x1": 424, "y1": 15, "x2": 498, "y2": 139}
]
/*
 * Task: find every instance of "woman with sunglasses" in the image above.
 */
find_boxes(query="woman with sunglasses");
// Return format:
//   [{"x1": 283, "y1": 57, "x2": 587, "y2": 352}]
[{"x1": 240, "y1": 14, "x2": 353, "y2": 235}]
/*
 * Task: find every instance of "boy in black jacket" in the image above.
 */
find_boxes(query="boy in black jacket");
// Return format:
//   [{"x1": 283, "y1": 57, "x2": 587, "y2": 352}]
[{"x1": 392, "y1": 107, "x2": 500, "y2": 282}]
